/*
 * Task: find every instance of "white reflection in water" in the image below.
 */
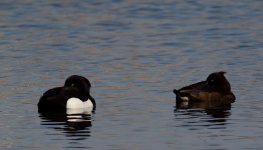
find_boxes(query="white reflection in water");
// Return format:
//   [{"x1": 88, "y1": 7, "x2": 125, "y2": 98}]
[{"x1": 39, "y1": 109, "x2": 94, "y2": 142}]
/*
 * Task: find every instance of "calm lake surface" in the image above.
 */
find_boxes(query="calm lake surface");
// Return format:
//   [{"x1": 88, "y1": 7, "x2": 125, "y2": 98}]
[{"x1": 1, "y1": 1, "x2": 263, "y2": 150}]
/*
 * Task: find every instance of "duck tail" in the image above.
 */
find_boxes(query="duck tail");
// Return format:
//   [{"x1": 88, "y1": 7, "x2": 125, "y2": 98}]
[{"x1": 173, "y1": 89, "x2": 179, "y2": 94}]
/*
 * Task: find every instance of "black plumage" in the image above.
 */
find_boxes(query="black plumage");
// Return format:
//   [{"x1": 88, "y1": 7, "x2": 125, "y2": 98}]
[{"x1": 38, "y1": 75, "x2": 96, "y2": 113}]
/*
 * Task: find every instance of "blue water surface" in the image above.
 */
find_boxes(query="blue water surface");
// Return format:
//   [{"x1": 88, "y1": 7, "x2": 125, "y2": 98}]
[{"x1": 0, "y1": 0, "x2": 263, "y2": 150}]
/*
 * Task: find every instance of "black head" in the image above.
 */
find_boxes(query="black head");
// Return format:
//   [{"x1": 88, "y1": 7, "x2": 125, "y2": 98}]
[
  {"x1": 64, "y1": 75, "x2": 91, "y2": 94},
  {"x1": 206, "y1": 71, "x2": 231, "y2": 93}
]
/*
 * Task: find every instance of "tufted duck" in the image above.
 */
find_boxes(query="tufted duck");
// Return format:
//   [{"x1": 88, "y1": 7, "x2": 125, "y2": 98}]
[
  {"x1": 173, "y1": 72, "x2": 235, "y2": 103},
  {"x1": 38, "y1": 75, "x2": 96, "y2": 113}
]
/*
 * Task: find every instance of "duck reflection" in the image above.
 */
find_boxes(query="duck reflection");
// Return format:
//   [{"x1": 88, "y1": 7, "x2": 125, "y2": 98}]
[
  {"x1": 39, "y1": 107, "x2": 94, "y2": 138},
  {"x1": 174, "y1": 99, "x2": 233, "y2": 127}
]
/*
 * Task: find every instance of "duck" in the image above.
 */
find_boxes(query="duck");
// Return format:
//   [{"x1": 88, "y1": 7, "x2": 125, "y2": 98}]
[
  {"x1": 38, "y1": 75, "x2": 96, "y2": 113},
  {"x1": 173, "y1": 71, "x2": 235, "y2": 104}
]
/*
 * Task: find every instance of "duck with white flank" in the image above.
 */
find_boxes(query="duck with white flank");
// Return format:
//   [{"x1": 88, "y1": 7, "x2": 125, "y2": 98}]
[
  {"x1": 173, "y1": 72, "x2": 235, "y2": 104},
  {"x1": 38, "y1": 75, "x2": 96, "y2": 113}
]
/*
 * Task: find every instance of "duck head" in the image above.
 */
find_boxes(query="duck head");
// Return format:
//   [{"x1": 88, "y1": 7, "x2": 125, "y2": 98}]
[
  {"x1": 206, "y1": 71, "x2": 231, "y2": 93},
  {"x1": 64, "y1": 75, "x2": 91, "y2": 94}
]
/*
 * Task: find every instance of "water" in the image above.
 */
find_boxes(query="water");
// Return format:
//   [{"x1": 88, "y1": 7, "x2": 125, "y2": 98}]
[{"x1": 0, "y1": 0, "x2": 263, "y2": 149}]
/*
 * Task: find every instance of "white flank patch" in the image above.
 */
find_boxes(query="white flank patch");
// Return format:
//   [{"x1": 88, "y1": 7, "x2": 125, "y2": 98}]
[
  {"x1": 66, "y1": 107, "x2": 93, "y2": 115},
  {"x1": 66, "y1": 97, "x2": 93, "y2": 109},
  {"x1": 180, "y1": 96, "x2": 189, "y2": 102},
  {"x1": 66, "y1": 98, "x2": 93, "y2": 115},
  {"x1": 179, "y1": 101, "x2": 189, "y2": 108}
]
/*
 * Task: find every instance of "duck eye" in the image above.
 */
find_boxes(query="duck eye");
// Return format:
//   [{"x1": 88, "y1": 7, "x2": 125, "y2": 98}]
[
  {"x1": 210, "y1": 79, "x2": 214, "y2": 83},
  {"x1": 71, "y1": 84, "x2": 75, "y2": 87}
]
